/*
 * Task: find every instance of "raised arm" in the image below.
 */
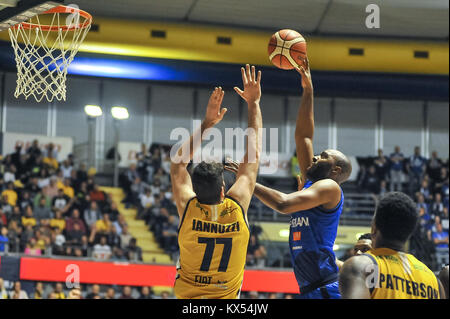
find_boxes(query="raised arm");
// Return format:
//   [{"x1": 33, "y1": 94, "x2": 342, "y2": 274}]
[
  {"x1": 225, "y1": 160, "x2": 340, "y2": 215},
  {"x1": 170, "y1": 87, "x2": 228, "y2": 218},
  {"x1": 294, "y1": 59, "x2": 315, "y2": 183},
  {"x1": 226, "y1": 64, "x2": 262, "y2": 212}
]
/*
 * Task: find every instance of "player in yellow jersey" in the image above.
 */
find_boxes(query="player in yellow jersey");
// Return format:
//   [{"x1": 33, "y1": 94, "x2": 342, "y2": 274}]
[
  {"x1": 339, "y1": 192, "x2": 446, "y2": 299},
  {"x1": 170, "y1": 64, "x2": 262, "y2": 299}
]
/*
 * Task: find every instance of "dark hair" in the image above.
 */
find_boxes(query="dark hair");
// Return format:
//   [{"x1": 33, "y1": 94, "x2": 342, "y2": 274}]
[
  {"x1": 358, "y1": 233, "x2": 372, "y2": 241},
  {"x1": 374, "y1": 192, "x2": 418, "y2": 243},
  {"x1": 192, "y1": 161, "x2": 224, "y2": 204}
]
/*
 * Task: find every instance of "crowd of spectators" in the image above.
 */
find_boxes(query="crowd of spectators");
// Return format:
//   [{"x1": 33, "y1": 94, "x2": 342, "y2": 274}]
[
  {"x1": 121, "y1": 143, "x2": 267, "y2": 266},
  {"x1": 0, "y1": 277, "x2": 174, "y2": 299},
  {"x1": 0, "y1": 139, "x2": 143, "y2": 262},
  {"x1": 357, "y1": 145, "x2": 449, "y2": 269}
]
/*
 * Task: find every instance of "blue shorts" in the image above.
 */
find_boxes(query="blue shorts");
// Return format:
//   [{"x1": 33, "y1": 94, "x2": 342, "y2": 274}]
[{"x1": 297, "y1": 281, "x2": 341, "y2": 299}]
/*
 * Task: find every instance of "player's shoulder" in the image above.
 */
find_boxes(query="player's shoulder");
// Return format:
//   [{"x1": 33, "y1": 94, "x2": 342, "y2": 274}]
[
  {"x1": 341, "y1": 254, "x2": 375, "y2": 275},
  {"x1": 310, "y1": 179, "x2": 341, "y2": 194}
]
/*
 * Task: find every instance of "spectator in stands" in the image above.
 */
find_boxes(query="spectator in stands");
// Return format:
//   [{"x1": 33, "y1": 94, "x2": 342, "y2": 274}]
[
  {"x1": 389, "y1": 146, "x2": 404, "y2": 192},
  {"x1": 3, "y1": 165, "x2": 16, "y2": 184},
  {"x1": 18, "y1": 191, "x2": 33, "y2": 212},
  {"x1": 120, "y1": 225, "x2": 132, "y2": 249},
  {"x1": 434, "y1": 167, "x2": 449, "y2": 198},
  {"x1": 66, "y1": 209, "x2": 87, "y2": 235},
  {"x1": 378, "y1": 180, "x2": 388, "y2": 197},
  {"x1": 50, "y1": 210, "x2": 66, "y2": 231},
  {"x1": 419, "y1": 179, "x2": 433, "y2": 203},
  {"x1": 150, "y1": 179, "x2": 162, "y2": 197},
  {"x1": 107, "y1": 225, "x2": 121, "y2": 249},
  {"x1": 362, "y1": 165, "x2": 380, "y2": 195},
  {"x1": 104, "y1": 287, "x2": 116, "y2": 299},
  {"x1": 42, "y1": 143, "x2": 60, "y2": 169},
  {"x1": 106, "y1": 201, "x2": 120, "y2": 222},
  {"x1": 86, "y1": 284, "x2": 101, "y2": 299},
  {"x1": 24, "y1": 238, "x2": 41, "y2": 256},
  {"x1": 61, "y1": 178, "x2": 75, "y2": 199},
  {"x1": 407, "y1": 146, "x2": 428, "y2": 195},
  {"x1": 0, "y1": 226, "x2": 8, "y2": 252},
  {"x1": 43, "y1": 177, "x2": 59, "y2": 200},
  {"x1": 139, "y1": 286, "x2": 153, "y2": 299},
  {"x1": 52, "y1": 188, "x2": 70, "y2": 213},
  {"x1": 7, "y1": 220, "x2": 21, "y2": 252},
  {"x1": 125, "y1": 237, "x2": 143, "y2": 262},
  {"x1": 427, "y1": 151, "x2": 443, "y2": 181},
  {"x1": 95, "y1": 213, "x2": 112, "y2": 235},
  {"x1": 25, "y1": 178, "x2": 41, "y2": 200},
  {"x1": 441, "y1": 207, "x2": 449, "y2": 233},
  {"x1": 22, "y1": 206, "x2": 37, "y2": 228},
  {"x1": 34, "y1": 197, "x2": 52, "y2": 224},
  {"x1": 68, "y1": 288, "x2": 82, "y2": 299},
  {"x1": 33, "y1": 282, "x2": 44, "y2": 299},
  {"x1": 160, "y1": 291, "x2": 170, "y2": 299},
  {"x1": 161, "y1": 153, "x2": 171, "y2": 175},
  {"x1": 111, "y1": 247, "x2": 127, "y2": 261},
  {"x1": 53, "y1": 283, "x2": 66, "y2": 299},
  {"x1": 89, "y1": 184, "x2": 106, "y2": 205},
  {"x1": 61, "y1": 160, "x2": 73, "y2": 179},
  {"x1": 432, "y1": 222, "x2": 449, "y2": 267},
  {"x1": 418, "y1": 207, "x2": 432, "y2": 238},
  {"x1": 93, "y1": 236, "x2": 112, "y2": 260},
  {"x1": 84, "y1": 201, "x2": 101, "y2": 230},
  {"x1": 27, "y1": 140, "x2": 42, "y2": 162},
  {"x1": 138, "y1": 187, "x2": 153, "y2": 220},
  {"x1": 153, "y1": 167, "x2": 170, "y2": 189},
  {"x1": 120, "y1": 286, "x2": 134, "y2": 299},
  {"x1": 161, "y1": 215, "x2": 178, "y2": 256},
  {"x1": 416, "y1": 192, "x2": 429, "y2": 214},
  {"x1": 113, "y1": 214, "x2": 127, "y2": 235},
  {"x1": 246, "y1": 234, "x2": 267, "y2": 267},
  {"x1": 52, "y1": 227, "x2": 66, "y2": 255},
  {"x1": 0, "y1": 208, "x2": 6, "y2": 227},
  {"x1": 431, "y1": 193, "x2": 445, "y2": 219},
  {"x1": 0, "y1": 278, "x2": 8, "y2": 299},
  {"x1": 136, "y1": 143, "x2": 152, "y2": 183},
  {"x1": 10, "y1": 281, "x2": 28, "y2": 299},
  {"x1": 33, "y1": 189, "x2": 51, "y2": 208},
  {"x1": 0, "y1": 195, "x2": 12, "y2": 218},
  {"x1": 2, "y1": 182, "x2": 17, "y2": 206}
]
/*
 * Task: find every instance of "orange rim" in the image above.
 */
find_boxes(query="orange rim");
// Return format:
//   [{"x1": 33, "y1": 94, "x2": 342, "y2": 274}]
[{"x1": 13, "y1": 5, "x2": 92, "y2": 31}]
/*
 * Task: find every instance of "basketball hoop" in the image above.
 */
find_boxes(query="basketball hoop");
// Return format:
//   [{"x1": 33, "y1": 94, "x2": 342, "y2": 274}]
[{"x1": 8, "y1": 5, "x2": 92, "y2": 102}]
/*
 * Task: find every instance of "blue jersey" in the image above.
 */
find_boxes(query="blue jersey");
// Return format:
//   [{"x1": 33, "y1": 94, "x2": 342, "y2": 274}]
[{"x1": 288, "y1": 180, "x2": 344, "y2": 295}]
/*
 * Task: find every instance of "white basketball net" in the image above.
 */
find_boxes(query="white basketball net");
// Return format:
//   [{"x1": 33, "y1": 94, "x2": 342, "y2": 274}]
[{"x1": 8, "y1": 9, "x2": 91, "y2": 102}]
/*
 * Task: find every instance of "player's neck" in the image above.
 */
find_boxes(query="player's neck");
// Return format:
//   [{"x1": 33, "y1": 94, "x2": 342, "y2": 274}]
[{"x1": 374, "y1": 238, "x2": 405, "y2": 252}]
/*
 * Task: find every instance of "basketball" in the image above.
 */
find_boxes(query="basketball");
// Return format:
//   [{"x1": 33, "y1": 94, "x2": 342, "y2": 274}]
[{"x1": 268, "y1": 29, "x2": 307, "y2": 70}]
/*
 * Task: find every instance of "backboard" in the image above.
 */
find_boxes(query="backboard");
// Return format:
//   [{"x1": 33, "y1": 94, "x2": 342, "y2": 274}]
[{"x1": 0, "y1": 0, "x2": 63, "y2": 32}]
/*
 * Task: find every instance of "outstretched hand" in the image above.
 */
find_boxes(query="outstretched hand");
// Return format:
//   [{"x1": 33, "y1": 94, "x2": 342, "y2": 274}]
[
  {"x1": 224, "y1": 158, "x2": 240, "y2": 174},
  {"x1": 295, "y1": 57, "x2": 313, "y2": 92},
  {"x1": 234, "y1": 64, "x2": 262, "y2": 104},
  {"x1": 204, "y1": 87, "x2": 228, "y2": 127}
]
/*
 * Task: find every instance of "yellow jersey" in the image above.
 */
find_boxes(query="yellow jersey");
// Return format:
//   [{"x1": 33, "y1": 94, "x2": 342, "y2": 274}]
[
  {"x1": 174, "y1": 196, "x2": 250, "y2": 299},
  {"x1": 365, "y1": 248, "x2": 440, "y2": 299}
]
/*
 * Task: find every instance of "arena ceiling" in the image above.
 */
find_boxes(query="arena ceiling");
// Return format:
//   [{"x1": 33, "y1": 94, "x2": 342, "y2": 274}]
[{"x1": 68, "y1": 0, "x2": 449, "y2": 40}]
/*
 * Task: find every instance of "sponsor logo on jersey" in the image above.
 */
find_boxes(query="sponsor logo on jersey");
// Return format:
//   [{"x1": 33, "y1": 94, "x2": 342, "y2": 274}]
[
  {"x1": 290, "y1": 216, "x2": 309, "y2": 228},
  {"x1": 293, "y1": 231, "x2": 301, "y2": 241}
]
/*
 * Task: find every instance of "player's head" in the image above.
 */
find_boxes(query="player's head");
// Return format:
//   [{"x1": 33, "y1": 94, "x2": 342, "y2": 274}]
[
  {"x1": 192, "y1": 161, "x2": 225, "y2": 204},
  {"x1": 353, "y1": 233, "x2": 372, "y2": 255},
  {"x1": 306, "y1": 149, "x2": 352, "y2": 184},
  {"x1": 371, "y1": 192, "x2": 418, "y2": 249}
]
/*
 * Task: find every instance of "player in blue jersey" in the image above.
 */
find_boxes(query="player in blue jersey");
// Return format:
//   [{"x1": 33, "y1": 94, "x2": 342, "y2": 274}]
[{"x1": 225, "y1": 58, "x2": 352, "y2": 299}]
